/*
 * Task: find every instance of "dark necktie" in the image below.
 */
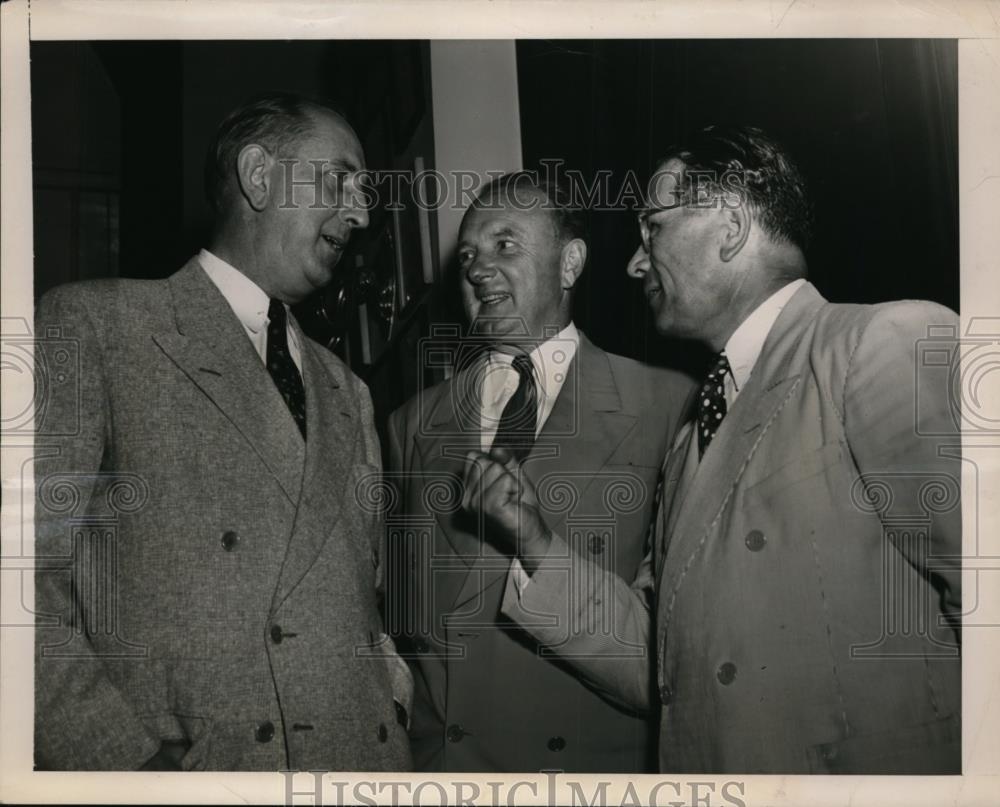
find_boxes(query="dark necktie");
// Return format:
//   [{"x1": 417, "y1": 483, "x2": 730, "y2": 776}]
[
  {"x1": 697, "y1": 351, "x2": 731, "y2": 458},
  {"x1": 267, "y1": 298, "x2": 307, "y2": 440},
  {"x1": 491, "y1": 354, "x2": 538, "y2": 462}
]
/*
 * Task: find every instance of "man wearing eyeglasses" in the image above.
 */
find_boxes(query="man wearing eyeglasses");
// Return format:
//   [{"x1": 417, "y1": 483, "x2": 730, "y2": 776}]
[{"x1": 466, "y1": 125, "x2": 962, "y2": 774}]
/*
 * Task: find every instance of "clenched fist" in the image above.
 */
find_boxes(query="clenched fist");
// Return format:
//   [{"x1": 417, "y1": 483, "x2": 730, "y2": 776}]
[{"x1": 461, "y1": 446, "x2": 552, "y2": 574}]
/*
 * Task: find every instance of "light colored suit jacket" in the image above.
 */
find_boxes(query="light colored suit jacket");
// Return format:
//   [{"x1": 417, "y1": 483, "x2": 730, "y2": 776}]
[
  {"x1": 385, "y1": 333, "x2": 695, "y2": 772},
  {"x1": 34, "y1": 258, "x2": 412, "y2": 771},
  {"x1": 503, "y1": 283, "x2": 961, "y2": 773}
]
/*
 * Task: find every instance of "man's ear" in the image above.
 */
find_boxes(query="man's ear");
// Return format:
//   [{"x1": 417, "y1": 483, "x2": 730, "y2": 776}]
[
  {"x1": 560, "y1": 239, "x2": 587, "y2": 289},
  {"x1": 719, "y1": 199, "x2": 752, "y2": 262},
  {"x1": 235, "y1": 144, "x2": 272, "y2": 212}
]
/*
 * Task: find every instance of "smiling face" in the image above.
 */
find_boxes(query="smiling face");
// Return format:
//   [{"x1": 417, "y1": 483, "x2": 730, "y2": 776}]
[
  {"x1": 255, "y1": 109, "x2": 369, "y2": 303},
  {"x1": 457, "y1": 189, "x2": 572, "y2": 347},
  {"x1": 632, "y1": 158, "x2": 738, "y2": 344}
]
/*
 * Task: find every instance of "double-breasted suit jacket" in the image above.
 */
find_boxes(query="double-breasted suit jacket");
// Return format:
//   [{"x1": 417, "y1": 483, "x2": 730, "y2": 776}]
[
  {"x1": 503, "y1": 283, "x2": 962, "y2": 773},
  {"x1": 385, "y1": 333, "x2": 694, "y2": 772},
  {"x1": 34, "y1": 258, "x2": 412, "y2": 771}
]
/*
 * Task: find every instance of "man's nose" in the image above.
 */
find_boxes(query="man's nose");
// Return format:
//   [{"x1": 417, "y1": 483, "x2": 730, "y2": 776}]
[
  {"x1": 466, "y1": 255, "x2": 495, "y2": 283},
  {"x1": 626, "y1": 244, "x2": 649, "y2": 278},
  {"x1": 338, "y1": 178, "x2": 370, "y2": 230},
  {"x1": 341, "y1": 200, "x2": 369, "y2": 231}
]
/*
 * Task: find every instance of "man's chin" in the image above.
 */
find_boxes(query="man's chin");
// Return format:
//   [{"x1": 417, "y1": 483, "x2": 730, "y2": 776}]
[
  {"x1": 305, "y1": 261, "x2": 338, "y2": 293},
  {"x1": 468, "y1": 314, "x2": 530, "y2": 341},
  {"x1": 654, "y1": 309, "x2": 680, "y2": 338}
]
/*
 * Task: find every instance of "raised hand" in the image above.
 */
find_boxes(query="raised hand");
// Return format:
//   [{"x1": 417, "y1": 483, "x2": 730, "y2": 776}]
[{"x1": 461, "y1": 446, "x2": 552, "y2": 573}]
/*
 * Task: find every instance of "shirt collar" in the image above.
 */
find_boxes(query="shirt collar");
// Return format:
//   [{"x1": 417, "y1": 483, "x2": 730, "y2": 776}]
[
  {"x1": 487, "y1": 322, "x2": 580, "y2": 399},
  {"x1": 198, "y1": 248, "x2": 272, "y2": 334},
  {"x1": 724, "y1": 279, "x2": 806, "y2": 392}
]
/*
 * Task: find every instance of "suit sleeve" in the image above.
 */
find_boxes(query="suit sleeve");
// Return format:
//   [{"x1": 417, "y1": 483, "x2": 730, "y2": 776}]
[
  {"x1": 499, "y1": 525, "x2": 657, "y2": 715},
  {"x1": 843, "y1": 301, "x2": 962, "y2": 631},
  {"x1": 33, "y1": 287, "x2": 164, "y2": 770},
  {"x1": 497, "y1": 364, "x2": 691, "y2": 715}
]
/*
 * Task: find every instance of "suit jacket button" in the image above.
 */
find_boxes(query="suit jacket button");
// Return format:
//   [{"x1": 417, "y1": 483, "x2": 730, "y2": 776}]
[
  {"x1": 446, "y1": 724, "x2": 466, "y2": 743},
  {"x1": 717, "y1": 662, "x2": 737, "y2": 685},
  {"x1": 745, "y1": 529, "x2": 766, "y2": 551},
  {"x1": 547, "y1": 735, "x2": 566, "y2": 752},
  {"x1": 270, "y1": 624, "x2": 283, "y2": 644},
  {"x1": 659, "y1": 684, "x2": 672, "y2": 704},
  {"x1": 377, "y1": 723, "x2": 388, "y2": 743},
  {"x1": 255, "y1": 721, "x2": 275, "y2": 743},
  {"x1": 221, "y1": 530, "x2": 239, "y2": 551}
]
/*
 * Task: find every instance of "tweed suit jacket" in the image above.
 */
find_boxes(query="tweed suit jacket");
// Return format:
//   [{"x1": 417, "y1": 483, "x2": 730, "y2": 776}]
[
  {"x1": 33, "y1": 258, "x2": 412, "y2": 771},
  {"x1": 385, "y1": 333, "x2": 695, "y2": 772},
  {"x1": 502, "y1": 282, "x2": 962, "y2": 773}
]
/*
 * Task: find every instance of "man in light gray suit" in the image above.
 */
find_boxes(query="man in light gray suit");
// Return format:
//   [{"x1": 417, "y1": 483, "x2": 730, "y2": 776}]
[
  {"x1": 465, "y1": 126, "x2": 961, "y2": 773},
  {"x1": 386, "y1": 174, "x2": 694, "y2": 772},
  {"x1": 34, "y1": 93, "x2": 412, "y2": 771}
]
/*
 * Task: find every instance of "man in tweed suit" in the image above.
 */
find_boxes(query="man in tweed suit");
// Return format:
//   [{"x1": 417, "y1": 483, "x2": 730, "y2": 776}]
[
  {"x1": 386, "y1": 174, "x2": 694, "y2": 772},
  {"x1": 33, "y1": 93, "x2": 412, "y2": 771},
  {"x1": 468, "y1": 126, "x2": 961, "y2": 773}
]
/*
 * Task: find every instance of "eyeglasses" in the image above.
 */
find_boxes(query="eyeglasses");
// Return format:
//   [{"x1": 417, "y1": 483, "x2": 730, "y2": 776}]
[{"x1": 637, "y1": 196, "x2": 687, "y2": 251}]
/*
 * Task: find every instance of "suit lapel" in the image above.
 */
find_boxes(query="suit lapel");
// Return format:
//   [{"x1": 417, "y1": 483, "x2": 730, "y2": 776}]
[
  {"x1": 523, "y1": 333, "x2": 636, "y2": 538},
  {"x1": 449, "y1": 334, "x2": 637, "y2": 612},
  {"x1": 151, "y1": 259, "x2": 305, "y2": 505},
  {"x1": 271, "y1": 327, "x2": 358, "y2": 611},
  {"x1": 661, "y1": 424, "x2": 697, "y2": 534},
  {"x1": 410, "y1": 361, "x2": 492, "y2": 619},
  {"x1": 659, "y1": 284, "x2": 826, "y2": 590}
]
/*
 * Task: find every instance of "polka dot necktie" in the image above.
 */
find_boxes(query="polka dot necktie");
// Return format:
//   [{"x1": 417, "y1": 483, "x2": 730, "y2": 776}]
[
  {"x1": 697, "y1": 351, "x2": 731, "y2": 458},
  {"x1": 491, "y1": 354, "x2": 538, "y2": 462},
  {"x1": 267, "y1": 298, "x2": 307, "y2": 440}
]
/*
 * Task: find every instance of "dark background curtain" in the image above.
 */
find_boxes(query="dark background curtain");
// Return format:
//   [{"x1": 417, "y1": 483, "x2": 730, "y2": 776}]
[
  {"x1": 30, "y1": 39, "x2": 959, "y2": 393},
  {"x1": 517, "y1": 39, "x2": 958, "y2": 376}
]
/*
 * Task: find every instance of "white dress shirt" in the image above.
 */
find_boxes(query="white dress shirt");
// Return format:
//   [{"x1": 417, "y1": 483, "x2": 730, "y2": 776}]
[
  {"x1": 479, "y1": 322, "x2": 580, "y2": 451},
  {"x1": 198, "y1": 248, "x2": 302, "y2": 373},
  {"x1": 721, "y1": 278, "x2": 805, "y2": 406}
]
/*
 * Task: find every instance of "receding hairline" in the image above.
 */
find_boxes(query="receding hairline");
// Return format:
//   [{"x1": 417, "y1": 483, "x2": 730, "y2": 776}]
[
  {"x1": 277, "y1": 104, "x2": 359, "y2": 155},
  {"x1": 463, "y1": 185, "x2": 568, "y2": 242}
]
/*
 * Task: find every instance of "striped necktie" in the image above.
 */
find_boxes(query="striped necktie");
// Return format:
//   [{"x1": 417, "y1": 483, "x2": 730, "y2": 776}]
[{"x1": 491, "y1": 353, "x2": 537, "y2": 461}]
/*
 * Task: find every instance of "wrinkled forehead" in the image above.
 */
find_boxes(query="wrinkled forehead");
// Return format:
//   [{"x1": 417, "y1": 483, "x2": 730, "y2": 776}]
[
  {"x1": 462, "y1": 187, "x2": 556, "y2": 238},
  {"x1": 473, "y1": 183, "x2": 550, "y2": 213}
]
